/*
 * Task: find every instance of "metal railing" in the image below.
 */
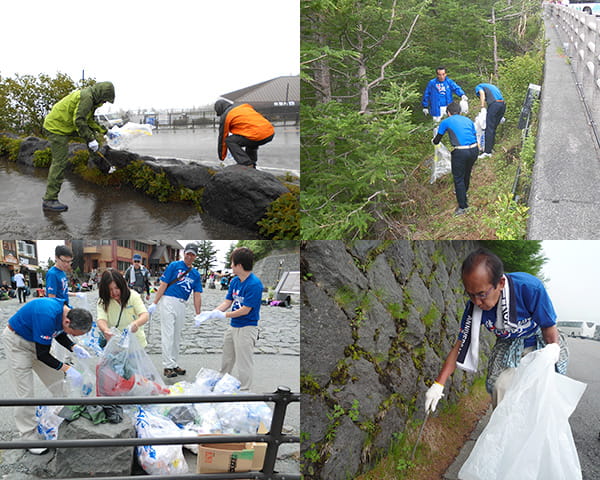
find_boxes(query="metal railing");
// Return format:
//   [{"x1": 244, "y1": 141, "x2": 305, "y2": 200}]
[
  {"x1": 0, "y1": 386, "x2": 300, "y2": 480},
  {"x1": 547, "y1": 3, "x2": 600, "y2": 149}
]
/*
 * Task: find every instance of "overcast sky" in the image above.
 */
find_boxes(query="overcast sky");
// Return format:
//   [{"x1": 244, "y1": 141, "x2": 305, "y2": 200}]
[
  {"x1": 37, "y1": 240, "x2": 236, "y2": 270},
  {"x1": 1, "y1": 0, "x2": 299, "y2": 111},
  {"x1": 541, "y1": 240, "x2": 600, "y2": 323}
]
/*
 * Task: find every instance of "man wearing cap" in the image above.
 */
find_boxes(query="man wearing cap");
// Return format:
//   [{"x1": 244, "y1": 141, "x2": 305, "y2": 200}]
[
  {"x1": 147, "y1": 244, "x2": 202, "y2": 378},
  {"x1": 124, "y1": 254, "x2": 151, "y2": 301},
  {"x1": 214, "y1": 99, "x2": 275, "y2": 168}
]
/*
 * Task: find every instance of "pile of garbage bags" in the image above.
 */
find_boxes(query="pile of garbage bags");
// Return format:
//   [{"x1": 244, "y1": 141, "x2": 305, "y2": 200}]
[{"x1": 38, "y1": 327, "x2": 274, "y2": 476}]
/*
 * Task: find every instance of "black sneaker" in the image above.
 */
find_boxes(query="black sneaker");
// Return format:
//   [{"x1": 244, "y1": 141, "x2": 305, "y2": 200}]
[
  {"x1": 42, "y1": 200, "x2": 68, "y2": 212},
  {"x1": 163, "y1": 368, "x2": 177, "y2": 378},
  {"x1": 454, "y1": 207, "x2": 469, "y2": 216}
]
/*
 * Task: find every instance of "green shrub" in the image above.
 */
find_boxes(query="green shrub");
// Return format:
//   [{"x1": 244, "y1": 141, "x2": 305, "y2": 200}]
[
  {"x1": 32, "y1": 148, "x2": 52, "y2": 167},
  {"x1": 0, "y1": 136, "x2": 22, "y2": 161},
  {"x1": 257, "y1": 185, "x2": 300, "y2": 239},
  {"x1": 125, "y1": 160, "x2": 176, "y2": 202}
]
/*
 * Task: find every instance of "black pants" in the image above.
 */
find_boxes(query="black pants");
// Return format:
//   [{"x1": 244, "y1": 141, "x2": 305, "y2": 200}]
[
  {"x1": 451, "y1": 147, "x2": 479, "y2": 209},
  {"x1": 484, "y1": 101, "x2": 506, "y2": 154},
  {"x1": 225, "y1": 133, "x2": 274, "y2": 166},
  {"x1": 17, "y1": 287, "x2": 26, "y2": 303}
]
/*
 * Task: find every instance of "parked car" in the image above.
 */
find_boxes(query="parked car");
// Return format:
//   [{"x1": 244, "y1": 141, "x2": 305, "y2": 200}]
[{"x1": 95, "y1": 112, "x2": 124, "y2": 129}]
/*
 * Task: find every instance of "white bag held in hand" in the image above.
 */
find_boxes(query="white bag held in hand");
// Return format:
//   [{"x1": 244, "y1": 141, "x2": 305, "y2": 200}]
[
  {"x1": 430, "y1": 142, "x2": 452, "y2": 184},
  {"x1": 105, "y1": 122, "x2": 153, "y2": 150},
  {"x1": 458, "y1": 346, "x2": 586, "y2": 480},
  {"x1": 474, "y1": 110, "x2": 487, "y2": 151}
]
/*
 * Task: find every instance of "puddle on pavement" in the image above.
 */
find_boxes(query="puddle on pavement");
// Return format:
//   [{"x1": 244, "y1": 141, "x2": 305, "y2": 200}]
[{"x1": 0, "y1": 161, "x2": 261, "y2": 238}]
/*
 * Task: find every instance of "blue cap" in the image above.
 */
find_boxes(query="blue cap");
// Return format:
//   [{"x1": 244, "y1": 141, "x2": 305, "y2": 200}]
[{"x1": 133, "y1": 254, "x2": 142, "y2": 261}]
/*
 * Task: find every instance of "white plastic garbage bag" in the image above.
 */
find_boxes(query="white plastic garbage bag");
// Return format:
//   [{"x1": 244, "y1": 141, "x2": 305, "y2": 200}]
[
  {"x1": 460, "y1": 98, "x2": 469, "y2": 114},
  {"x1": 105, "y1": 122, "x2": 153, "y2": 150},
  {"x1": 430, "y1": 142, "x2": 452, "y2": 184},
  {"x1": 458, "y1": 346, "x2": 586, "y2": 480},
  {"x1": 474, "y1": 110, "x2": 487, "y2": 152}
]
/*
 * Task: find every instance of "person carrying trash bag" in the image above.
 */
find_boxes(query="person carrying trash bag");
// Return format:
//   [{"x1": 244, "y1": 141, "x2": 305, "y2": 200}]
[
  {"x1": 422, "y1": 66, "x2": 468, "y2": 123},
  {"x1": 42, "y1": 81, "x2": 115, "y2": 212},
  {"x1": 0, "y1": 297, "x2": 92, "y2": 454},
  {"x1": 432, "y1": 102, "x2": 479, "y2": 216},
  {"x1": 475, "y1": 82, "x2": 506, "y2": 159},
  {"x1": 424, "y1": 247, "x2": 568, "y2": 416},
  {"x1": 214, "y1": 98, "x2": 275, "y2": 168}
]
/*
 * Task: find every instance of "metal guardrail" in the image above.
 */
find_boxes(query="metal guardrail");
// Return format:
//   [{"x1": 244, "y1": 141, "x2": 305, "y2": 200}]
[
  {"x1": 547, "y1": 3, "x2": 600, "y2": 149},
  {"x1": 0, "y1": 386, "x2": 300, "y2": 480}
]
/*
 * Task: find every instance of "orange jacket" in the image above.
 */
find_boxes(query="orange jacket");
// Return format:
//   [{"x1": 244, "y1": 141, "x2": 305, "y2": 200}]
[{"x1": 219, "y1": 104, "x2": 274, "y2": 160}]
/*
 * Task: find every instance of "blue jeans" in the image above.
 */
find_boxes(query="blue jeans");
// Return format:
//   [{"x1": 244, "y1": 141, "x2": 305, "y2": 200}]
[{"x1": 451, "y1": 147, "x2": 478, "y2": 209}]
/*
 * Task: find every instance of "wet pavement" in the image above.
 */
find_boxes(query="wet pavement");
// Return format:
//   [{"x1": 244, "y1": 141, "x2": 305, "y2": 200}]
[
  {"x1": 126, "y1": 125, "x2": 300, "y2": 177},
  {"x1": 0, "y1": 161, "x2": 261, "y2": 238},
  {"x1": 0, "y1": 287, "x2": 300, "y2": 476}
]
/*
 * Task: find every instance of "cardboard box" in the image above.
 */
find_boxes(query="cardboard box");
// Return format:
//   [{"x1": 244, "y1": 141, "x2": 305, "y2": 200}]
[
  {"x1": 197, "y1": 424, "x2": 269, "y2": 474},
  {"x1": 197, "y1": 441, "x2": 255, "y2": 474}
]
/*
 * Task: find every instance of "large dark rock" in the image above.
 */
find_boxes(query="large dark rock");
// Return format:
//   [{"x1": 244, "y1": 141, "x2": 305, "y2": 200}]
[
  {"x1": 201, "y1": 165, "x2": 289, "y2": 230},
  {"x1": 17, "y1": 137, "x2": 50, "y2": 167},
  {"x1": 144, "y1": 158, "x2": 213, "y2": 189},
  {"x1": 56, "y1": 415, "x2": 135, "y2": 477},
  {"x1": 101, "y1": 145, "x2": 140, "y2": 168}
]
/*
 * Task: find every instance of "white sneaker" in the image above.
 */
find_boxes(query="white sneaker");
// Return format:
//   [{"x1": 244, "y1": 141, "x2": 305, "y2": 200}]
[
  {"x1": 28, "y1": 447, "x2": 48, "y2": 455},
  {"x1": 478, "y1": 152, "x2": 492, "y2": 159}
]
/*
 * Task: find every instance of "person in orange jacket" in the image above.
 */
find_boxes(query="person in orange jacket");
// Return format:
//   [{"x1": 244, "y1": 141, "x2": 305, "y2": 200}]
[{"x1": 214, "y1": 99, "x2": 275, "y2": 168}]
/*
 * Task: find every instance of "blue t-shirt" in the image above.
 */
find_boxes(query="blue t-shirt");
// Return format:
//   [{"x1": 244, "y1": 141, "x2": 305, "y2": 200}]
[
  {"x1": 438, "y1": 114, "x2": 477, "y2": 147},
  {"x1": 160, "y1": 261, "x2": 203, "y2": 300},
  {"x1": 475, "y1": 83, "x2": 504, "y2": 106},
  {"x1": 45, "y1": 266, "x2": 69, "y2": 300},
  {"x1": 9, "y1": 297, "x2": 67, "y2": 344},
  {"x1": 226, "y1": 273, "x2": 263, "y2": 328},
  {"x1": 458, "y1": 272, "x2": 557, "y2": 348}
]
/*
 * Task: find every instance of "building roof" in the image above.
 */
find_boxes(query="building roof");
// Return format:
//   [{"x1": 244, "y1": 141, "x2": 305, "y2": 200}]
[{"x1": 221, "y1": 76, "x2": 299, "y2": 104}]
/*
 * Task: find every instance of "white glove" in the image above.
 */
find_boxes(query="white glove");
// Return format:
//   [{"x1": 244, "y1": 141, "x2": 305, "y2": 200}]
[
  {"x1": 209, "y1": 309, "x2": 226, "y2": 320},
  {"x1": 543, "y1": 343, "x2": 560, "y2": 363},
  {"x1": 88, "y1": 140, "x2": 99, "y2": 152},
  {"x1": 72, "y1": 345, "x2": 91, "y2": 359},
  {"x1": 422, "y1": 108, "x2": 429, "y2": 116},
  {"x1": 425, "y1": 382, "x2": 444, "y2": 413},
  {"x1": 147, "y1": 303, "x2": 157, "y2": 315},
  {"x1": 75, "y1": 292, "x2": 86, "y2": 299},
  {"x1": 66, "y1": 367, "x2": 83, "y2": 388},
  {"x1": 194, "y1": 312, "x2": 211, "y2": 327},
  {"x1": 461, "y1": 95, "x2": 468, "y2": 101}
]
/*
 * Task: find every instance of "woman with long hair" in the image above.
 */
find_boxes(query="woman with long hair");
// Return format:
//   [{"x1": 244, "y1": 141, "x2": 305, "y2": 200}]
[{"x1": 97, "y1": 269, "x2": 149, "y2": 348}]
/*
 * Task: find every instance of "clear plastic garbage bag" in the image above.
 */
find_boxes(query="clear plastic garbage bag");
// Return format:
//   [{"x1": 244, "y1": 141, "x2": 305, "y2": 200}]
[
  {"x1": 458, "y1": 346, "x2": 587, "y2": 480},
  {"x1": 105, "y1": 122, "x2": 153, "y2": 150},
  {"x1": 430, "y1": 142, "x2": 452, "y2": 184}
]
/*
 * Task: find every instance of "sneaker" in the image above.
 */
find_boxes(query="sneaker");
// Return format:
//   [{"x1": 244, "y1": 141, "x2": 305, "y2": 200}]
[
  {"x1": 28, "y1": 447, "x2": 48, "y2": 455},
  {"x1": 42, "y1": 199, "x2": 68, "y2": 212},
  {"x1": 478, "y1": 152, "x2": 492, "y2": 159},
  {"x1": 454, "y1": 207, "x2": 469, "y2": 216},
  {"x1": 163, "y1": 368, "x2": 177, "y2": 378},
  {"x1": 173, "y1": 366, "x2": 186, "y2": 376}
]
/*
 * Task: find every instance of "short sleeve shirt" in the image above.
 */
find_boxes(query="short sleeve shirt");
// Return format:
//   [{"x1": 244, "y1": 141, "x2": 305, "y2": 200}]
[
  {"x1": 458, "y1": 272, "x2": 557, "y2": 347},
  {"x1": 97, "y1": 290, "x2": 148, "y2": 347},
  {"x1": 45, "y1": 266, "x2": 69, "y2": 300},
  {"x1": 9, "y1": 297, "x2": 66, "y2": 344},
  {"x1": 226, "y1": 273, "x2": 263, "y2": 327},
  {"x1": 160, "y1": 261, "x2": 203, "y2": 300},
  {"x1": 438, "y1": 114, "x2": 478, "y2": 147}
]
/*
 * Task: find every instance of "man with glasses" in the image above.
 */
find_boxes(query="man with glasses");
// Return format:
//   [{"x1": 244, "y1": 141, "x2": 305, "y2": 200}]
[
  {"x1": 124, "y1": 254, "x2": 151, "y2": 301},
  {"x1": 45, "y1": 245, "x2": 84, "y2": 302},
  {"x1": 147, "y1": 244, "x2": 202, "y2": 378},
  {"x1": 425, "y1": 248, "x2": 567, "y2": 412}
]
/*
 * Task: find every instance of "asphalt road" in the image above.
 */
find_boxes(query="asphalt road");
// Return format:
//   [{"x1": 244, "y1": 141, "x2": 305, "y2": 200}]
[{"x1": 445, "y1": 336, "x2": 600, "y2": 480}]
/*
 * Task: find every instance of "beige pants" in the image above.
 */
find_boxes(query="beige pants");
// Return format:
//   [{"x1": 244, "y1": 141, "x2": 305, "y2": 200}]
[
  {"x1": 220, "y1": 325, "x2": 258, "y2": 391},
  {"x1": 160, "y1": 295, "x2": 187, "y2": 369},
  {"x1": 1, "y1": 327, "x2": 64, "y2": 439},
  {"x1": 492, "y1": 346, "x2": 535, "y2": 408}
]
